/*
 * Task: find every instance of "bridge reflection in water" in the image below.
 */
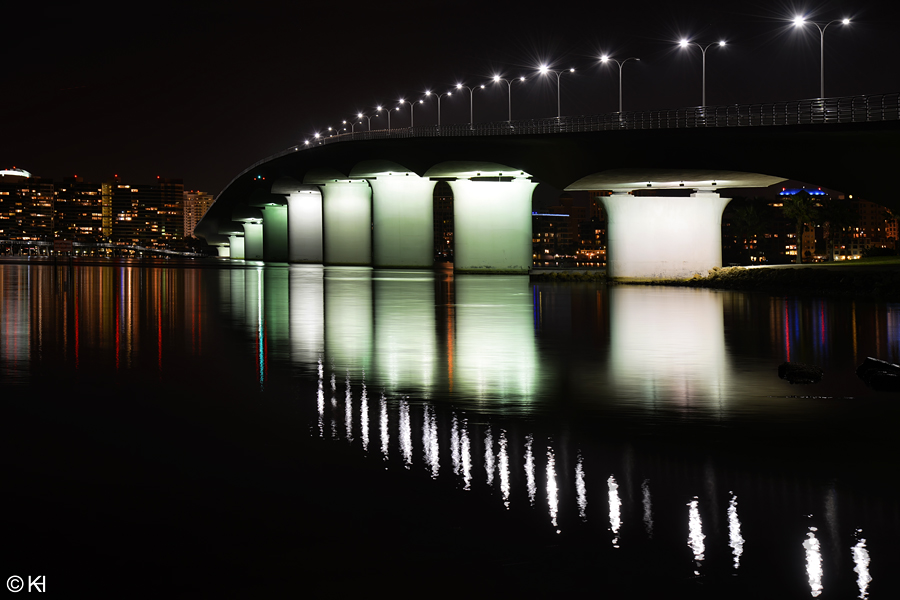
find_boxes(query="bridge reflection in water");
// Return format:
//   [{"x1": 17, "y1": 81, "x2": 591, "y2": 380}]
[
  {"x1": 206, "y1": 264, "x2": 890, "y2": 598},
  {"x1": 0, "y1": 262, "x2": 896, "y2": 597}
]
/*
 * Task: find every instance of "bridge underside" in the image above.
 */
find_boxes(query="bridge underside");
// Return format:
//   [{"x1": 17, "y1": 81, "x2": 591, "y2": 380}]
[{"x1": 196, "y1": 120, "x2": 899, "y2": 278}]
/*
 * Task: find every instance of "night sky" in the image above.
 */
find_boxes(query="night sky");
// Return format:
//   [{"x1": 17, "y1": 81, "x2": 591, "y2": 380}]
[{"x1": 5, "y1": 1, "x2": 899, "y2": 197}]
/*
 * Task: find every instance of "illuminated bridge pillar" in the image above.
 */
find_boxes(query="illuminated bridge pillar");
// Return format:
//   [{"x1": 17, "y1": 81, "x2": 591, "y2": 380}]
[
  {"x1": 449, "y1": 178, "x2": 537, "y2": 273},
  {"x1": 602, "y1": 192, "x2": 731, "y2": 279},
  {"x1": 233, "y1": 207, "x2": 264, "y2": 261},
  {"x1": 286, "y1": 187, "x2": 324, "y2": 264},
  {"x1": 258, "y1": 205, "x2": 288, "y2": 262},
  {"x1": 219, "y1": 222, "x2": 245, "y2": 260},
  {"x1": 321, "y1": 180, "x2": 372, "y2": 266},
  {"x1": 369, "y1": 174, "x2": 435, "y2": 268}
]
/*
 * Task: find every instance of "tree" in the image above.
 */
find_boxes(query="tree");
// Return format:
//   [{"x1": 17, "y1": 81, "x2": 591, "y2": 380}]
[
  {"x1": 817, "y1": 197, "x2": 858, "y2": 261},
  {"x1": 782, "y1": 191, "x2": 820, "y2": 264}
]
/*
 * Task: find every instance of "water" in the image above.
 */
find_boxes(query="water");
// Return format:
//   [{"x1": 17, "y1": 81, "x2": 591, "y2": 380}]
[{"x1": 2, "y1": 260, "x2": 898, "y2": 596}]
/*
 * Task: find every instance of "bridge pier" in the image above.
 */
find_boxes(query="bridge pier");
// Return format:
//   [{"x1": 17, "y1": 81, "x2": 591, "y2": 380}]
[
  {"x1": 219, "y1": 222, "x2": 245, "y2": 260},
  {"x1": 370, "y1": 174, "x2": 435, "y2": 268},
  {"x1": 602, "y1": 191, "x2": 731, "y2": 279},
  {"x1": 285, "y1": 187, "x2": 324, "y2": 263},
  {"x1": 260, "y1": 205, "x2": 288, "y2": 262},
  {"x1": 321, "y1": 180, "x2": 372, "y2": 266},
  {"x1": 233, "y1": 207, "x2": 264, "y2": 260},
  {"x1": 449, "y1": 178, "x2": 536, "y2": 273}
]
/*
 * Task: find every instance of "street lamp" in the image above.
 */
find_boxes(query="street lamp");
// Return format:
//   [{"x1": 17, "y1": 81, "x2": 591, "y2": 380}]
[
  {"x1": 326, "y1": 121, "x2": 350, "y2": 137},
  {"x1": 793, "y1": 15, "x2": 851, "y2": 98},
  {"x1": 678, "y1": 39, "x2": 726, "y2": 107},
  {"x1": 424, "y1": 90, "x2": 453, "y2": 127},
  {"x1": 600, "y1": 55, "x2": 640, "y2": 112},
  {"x1": 399, "y1": 98, "x2": 424, "y2": 127},
  {"x1": 538, "y1": 65, "x2": 575, "y2": 119},
  {"x1": 492, "y1": 75, "x2": 525, "y2": 121},
  {"x1": 456, "y1": 83, "x2": 485, "y2": 125},
  {"x1": 357, "y1": 112, "x2": 377, "y2": 131},
  {"x1": 376, "y1": 105, "x2": 400, "y2": 130}
]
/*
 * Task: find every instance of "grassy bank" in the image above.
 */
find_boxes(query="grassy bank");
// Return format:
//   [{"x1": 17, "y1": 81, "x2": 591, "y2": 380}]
[{"x1": 650, "y1": 258, "x2": 900, "y2": 299}]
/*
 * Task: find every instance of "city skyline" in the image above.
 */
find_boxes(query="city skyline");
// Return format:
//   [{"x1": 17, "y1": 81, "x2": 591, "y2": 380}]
[{"x1": 4, "y1": 1, "x2": 900, "y2": 197}]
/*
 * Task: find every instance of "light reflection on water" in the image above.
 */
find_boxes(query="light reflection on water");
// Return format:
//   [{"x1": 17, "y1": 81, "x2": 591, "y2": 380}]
[{"x1": 3, "y1": 262, "x2": 900, "y2": 596}]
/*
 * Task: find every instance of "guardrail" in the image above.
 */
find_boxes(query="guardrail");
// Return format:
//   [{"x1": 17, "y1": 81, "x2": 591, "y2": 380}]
[{"x1": 307, "y1": 93, "x2": 900, "y2": 145}]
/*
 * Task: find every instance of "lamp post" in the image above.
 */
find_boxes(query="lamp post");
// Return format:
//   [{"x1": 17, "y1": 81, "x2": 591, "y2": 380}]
[
  {"x1": 376, "y1": 105, "x2": 400, "y2": 130},
  {"x1": 455, "y1": 83, "x2": 485, "y2": 125},
  {"x1": 399, "y1": 98, "x2": 424, "y2": 127},
  {"x1": 678, "y1": 39, "x2": 726, "y2": 107},
  {"x1": 492, "y1": 75, "x2": 525, "y2": 121},
  {"x1": 600, "y1": 55, "x2": 640, "y2": 113},
  {"x1": 327, "y1": 122, "x2": 348, "y2": 137},
  {"x1": 538, "y1": 65, "x2": 575, "y2": 119},
  {"x1": 793, "y1": 16, "x2": 851, "y2": 98},
  {"x1": 424, "y1": 90, "x2": 453, "y2": 127},
  {"x1": 357, "y1": 112, "x2": 378, "y2": 131}
]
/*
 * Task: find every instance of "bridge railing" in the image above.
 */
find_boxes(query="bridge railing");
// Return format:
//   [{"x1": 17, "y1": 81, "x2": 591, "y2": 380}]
[{"x1": 305, "y1": 93, "x2": 900, "y2": 146}]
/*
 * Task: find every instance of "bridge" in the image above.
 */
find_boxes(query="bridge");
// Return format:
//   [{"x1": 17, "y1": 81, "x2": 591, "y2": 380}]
[{"x1": 195, "y1": 94, "x2": 900, "y2": 278}]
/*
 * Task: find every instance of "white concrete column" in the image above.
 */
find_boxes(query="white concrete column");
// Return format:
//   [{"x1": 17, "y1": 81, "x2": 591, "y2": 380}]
[
  {"x1": 449, "y1": 178, "x2": 536, "y2": 273},
  {"x1": 321, "y1": 180, "x2": 372, "y2": 266},
  {"x1": 601, "y1": 191, "x2": 731, "y2": 279},
  {"x1": 370, "y1": 174, "x2": 435, "y2": 267},
  {"x1": 286, "y1": 188, "x2": 323, "y2": 263},
  {"x1": 215, "y1": 245, "x2": 231, "y2": 258},
  {"x1": 261, "y1": 205, "x2": 288, "y2": 262},
  {"x1": 228, "y1": 235, "x2": 245, "y2": 260},
  {"x1": 243, "y1": 222, "x2": 264, "y2": 260}
]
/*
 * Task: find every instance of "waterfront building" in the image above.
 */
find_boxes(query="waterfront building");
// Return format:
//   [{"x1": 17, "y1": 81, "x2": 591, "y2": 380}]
[{"x1": 184, "y1": 191, "x2": 215, "y2": 239}]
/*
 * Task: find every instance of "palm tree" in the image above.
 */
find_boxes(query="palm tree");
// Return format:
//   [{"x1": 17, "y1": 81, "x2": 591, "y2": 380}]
[{"x1": 782, "y1": 191, "x2": 820, "y2": 264}]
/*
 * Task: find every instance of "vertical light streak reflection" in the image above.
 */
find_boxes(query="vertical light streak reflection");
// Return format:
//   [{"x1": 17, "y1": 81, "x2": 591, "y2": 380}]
[
  {"x1": 804, "y1": 526, "x2": 823, "y2": 597},
  {"x1": 360, "y1": 380, "x2": 369, "y2": 452},
  {"x1": 451, "y1": 414, "x2": 461, "y2": 475},
  {"x1": 547, "y1": 446, "x2": 559, "y2": 532},
  {"x1": 317, "y1": 357, "x2": 325, "y2": 438},
  {"x1": 484, "y1": 426, "x2": 495, "y2": 487},
  {"x1": 575, "y1": 453, "x2": 587, "y2": 521},
  {"x1": 687, "y1": 497, "x2": 705, "y2": 573},
  {"x1": 460, "y1": 418, "x2": 471, "y2": 491},
  {"x1": 608, "y1": 475, "x2": 622, "y2": 548},
  {"x1": 642, "y1": 479, "x2": 653, "y2": 537},
  {"x1": 344, "y1": 371, "x2": 353, "y2": 442},
  {"x1": 399, "y1": 398, "x2": 412, "y2": 468},
  {"x1": 728, "y1": 492, "x2": 744, "y2": 568},
  {"x1": 329, "y1": 370, "x2": 337, "y2": 441},
  {"x1": 379, "y1": 392, "x2": 389, "y2": 460},
  {"x1": 499, "y1": 430, "x2": 510, "y2": 509},
  {"x1": 524, "y1": 434, "x2": 536, "y2": 506},
  {"x1": 423, "y1": 404, "x2": 439, "y2": 478},
  {"x1": 852, "y1": 531, "x2": 871, "y2": 599}
]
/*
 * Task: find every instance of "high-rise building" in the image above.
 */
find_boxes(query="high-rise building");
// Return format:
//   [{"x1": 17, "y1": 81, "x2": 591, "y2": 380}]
[
  {"x1": 184, "y1": 191, "x2": 215, "y2": 238},
  {"x1": 0, "y1": 171, "x2": 55, "y2": 240},
  {"x1": 55, "y1": 176, "x2": 104, "y2": 241}
]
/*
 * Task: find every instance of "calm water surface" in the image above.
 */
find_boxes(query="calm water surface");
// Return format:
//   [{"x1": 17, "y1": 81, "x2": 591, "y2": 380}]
[{"x1": 3, "y1": 260, "x2": 898, "y2": 597}]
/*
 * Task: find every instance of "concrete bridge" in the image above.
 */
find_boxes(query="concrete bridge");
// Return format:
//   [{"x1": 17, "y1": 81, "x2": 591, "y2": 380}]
[{"x1": 195, "y1": 94, "x2": 900, "y2": 278}]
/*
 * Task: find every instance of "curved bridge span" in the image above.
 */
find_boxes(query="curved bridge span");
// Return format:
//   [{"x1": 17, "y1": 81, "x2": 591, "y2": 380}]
[{"x1": 197, "y1": 94, "x2": 900, "y2": 278}]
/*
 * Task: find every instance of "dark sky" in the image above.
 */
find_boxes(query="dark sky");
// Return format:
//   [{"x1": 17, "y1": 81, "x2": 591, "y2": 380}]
[{"x1": 5, "y1": 1, "x2": 899, "y2": 196}]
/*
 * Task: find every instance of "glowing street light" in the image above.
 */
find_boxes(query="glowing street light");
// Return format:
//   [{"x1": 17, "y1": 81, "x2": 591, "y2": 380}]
[
  {"x1": 424, "y1": 90, "x2": 453, "y2": 127},
  {"x1": 678, "y1": 39, "x2": 726, "y2": 107},
  {"x1": 376, "y1": 104, "x2": 400, "y2": 130},
  {"x1": 492, "y1": 75, "x2": 526, "y2": 121},
  {"x1": 357, "y1": 112, "x2": 377, "y2": 131},
  {"x1": 793, "y1": 15, "x2": 851, "y2": 98},
  {"x1": 600, "y1": 55, "x2": 640, "y2": 112},
  {"x1": 399, "y1": 98, "x2": 424, "y2": 127},
  {"x1": 327, "y1": 121, "x2": 350, "y2": 137},
  {"x1": 456, "y1": 83, "x2": 485, "y2": 125},
  {"x1": 538, "y1": 65, "x2": 575, "y2": 119}
]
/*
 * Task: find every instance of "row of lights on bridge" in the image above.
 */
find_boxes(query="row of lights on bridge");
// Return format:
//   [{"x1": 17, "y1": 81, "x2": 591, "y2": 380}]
[{"x1": 301, "y1": 15, "x2": 852, "y2": 147}]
